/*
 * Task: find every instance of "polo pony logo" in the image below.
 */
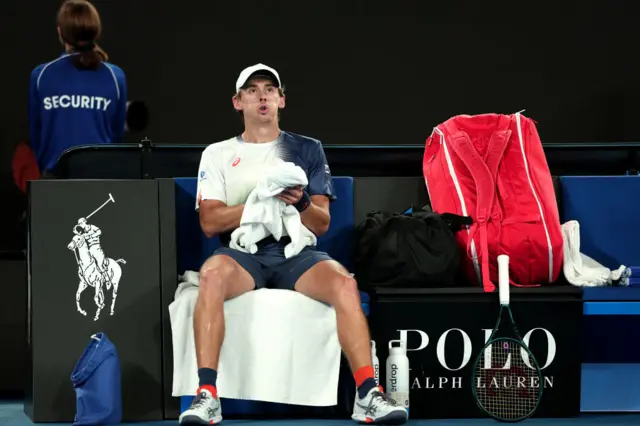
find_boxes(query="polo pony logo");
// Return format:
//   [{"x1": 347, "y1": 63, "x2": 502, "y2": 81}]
[{"x1": 66, "y1": 193, "x2": 126, "y2": 322}]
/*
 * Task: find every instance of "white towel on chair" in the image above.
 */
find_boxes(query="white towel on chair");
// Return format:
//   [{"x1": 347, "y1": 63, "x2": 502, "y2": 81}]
[
  {"x1": 230, "y1": 161, "x2": 317, "y2": 258},
  {"x1": 562, "y1": 220, "x2": 627, "y2": 287},
  {"x1": 169, "y1": 272, "x2": 341, "y2": 407}
]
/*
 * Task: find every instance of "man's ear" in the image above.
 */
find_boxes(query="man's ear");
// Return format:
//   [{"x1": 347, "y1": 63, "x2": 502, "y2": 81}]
[
  {"x1": 279, "y1": 94, "x2": 286, "y2": 109},
  {"x1": 232, "y1": 94, "x2": 243, "y2": 112}
]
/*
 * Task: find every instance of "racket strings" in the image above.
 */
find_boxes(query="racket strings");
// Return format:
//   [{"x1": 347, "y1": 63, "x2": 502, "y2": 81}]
[{"x1": 474, "y1": 338, "x2": 541, "y2": 420}]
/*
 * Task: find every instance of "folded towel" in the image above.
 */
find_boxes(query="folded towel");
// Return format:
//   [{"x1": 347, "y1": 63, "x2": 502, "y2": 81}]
[{"x1": 230, "y1": 161, "x2": 317, "y2": 257}]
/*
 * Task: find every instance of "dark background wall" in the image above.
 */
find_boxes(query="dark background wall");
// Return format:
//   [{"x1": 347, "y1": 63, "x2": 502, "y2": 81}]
[{"x1": 0, "y1": 0, "x2": 639, "y2": 252}]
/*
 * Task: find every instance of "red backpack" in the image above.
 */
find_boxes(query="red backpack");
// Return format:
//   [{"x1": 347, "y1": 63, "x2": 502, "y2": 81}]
[{"x1": 423, "y1": 113, "x2": 563, "y2": 292}]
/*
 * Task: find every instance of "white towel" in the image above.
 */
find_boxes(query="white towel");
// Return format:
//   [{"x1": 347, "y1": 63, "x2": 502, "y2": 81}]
[
  {"x1": 169, "y1": 272, "x2": 341, "y2": 407},
  {"x1": 230, "y1": 162, "x2": 317, "y2": 258},
  {"x1": 562, "y1": 220, "x2": 628, "y2": 287}
]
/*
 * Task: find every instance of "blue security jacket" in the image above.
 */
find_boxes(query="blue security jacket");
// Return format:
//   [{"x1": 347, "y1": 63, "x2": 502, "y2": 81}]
[{"x1": 28, "y1": 53, "x2": 127, "y2": 172}]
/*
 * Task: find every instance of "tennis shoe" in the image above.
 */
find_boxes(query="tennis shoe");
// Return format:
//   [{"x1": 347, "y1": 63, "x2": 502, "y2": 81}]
[
  {"x1": 179, "y1": 388, "x2": 222, "y2": 425},
  {"x1": 352, "y1": 386, "x2": 408, "y2": 424}
]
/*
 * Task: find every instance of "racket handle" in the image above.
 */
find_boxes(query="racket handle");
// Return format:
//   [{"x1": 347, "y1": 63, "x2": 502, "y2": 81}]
[{"x1": 498, "y1": 255, "x2": 510, "y2": 305}]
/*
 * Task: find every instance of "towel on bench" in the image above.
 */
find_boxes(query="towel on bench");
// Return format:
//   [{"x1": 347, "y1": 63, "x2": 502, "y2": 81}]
[
  {"x1": 169, "y1": 271, "x2": 341, "y2": 406},
  {"x1": 562, "y1": 220, "x2": 629, "y2": 287}
]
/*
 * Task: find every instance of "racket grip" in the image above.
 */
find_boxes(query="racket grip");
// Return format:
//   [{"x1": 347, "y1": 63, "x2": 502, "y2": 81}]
[{"x1": 498, "y1": 255, "x2": 510, "y2": 305}]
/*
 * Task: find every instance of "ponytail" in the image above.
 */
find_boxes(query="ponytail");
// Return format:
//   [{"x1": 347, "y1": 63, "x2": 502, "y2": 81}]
[{"x1": 71, "y1": 43, "x2": 108, "y2": 70}]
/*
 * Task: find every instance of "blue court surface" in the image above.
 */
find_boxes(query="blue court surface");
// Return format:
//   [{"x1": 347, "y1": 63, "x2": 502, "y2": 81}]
[{"x1": 3, "y1": 401, "x2": 640, "y2": 426}]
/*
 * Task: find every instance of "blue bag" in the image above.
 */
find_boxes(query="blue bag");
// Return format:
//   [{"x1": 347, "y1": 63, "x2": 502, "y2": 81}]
[{"x1": 71, "y1": 332, "x2": 122, "y2": 425}]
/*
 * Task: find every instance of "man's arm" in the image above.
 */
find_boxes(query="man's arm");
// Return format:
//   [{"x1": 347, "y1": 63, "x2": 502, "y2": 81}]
[
  {"x1": 195, "y1": 147, "x2": 236, "y2": 238},
  {"x1": 300, "y1": 195, "x2": 330, "y2": 237},
  {"x1": 199, "y1": 200, "x2": 245, "y2": 238}
]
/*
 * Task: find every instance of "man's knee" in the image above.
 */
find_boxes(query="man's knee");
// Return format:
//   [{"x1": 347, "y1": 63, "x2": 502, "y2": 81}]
[
  {"x1": 199, "y1": 256, "x2": 237, "y2": 296},
  {"x1": 330, "y1": 274, "x2": 360, "y2": 306}
]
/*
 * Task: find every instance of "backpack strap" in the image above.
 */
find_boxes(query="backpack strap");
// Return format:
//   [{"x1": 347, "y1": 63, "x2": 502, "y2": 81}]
[
  {"x1": 483, "y1": 127, "x2": 512, "y2": 229},
  {"x1": 448, "y1": 133, "x2": 495, "y2": 292},
  {"x1": 448, "y1": 117, "x2": 512, "y2": 292},
  {"x1": 483, "y1": 129, "x2": 511, "y2": 186}
]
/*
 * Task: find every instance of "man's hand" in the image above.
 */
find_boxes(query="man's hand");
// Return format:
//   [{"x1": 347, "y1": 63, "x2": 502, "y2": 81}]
[
  {"x1": 276, "y1": 186, "x2": 304, "y2": 205},
  {"x1": 275, "y1": 186, "x2": 330, "y2": 236}
]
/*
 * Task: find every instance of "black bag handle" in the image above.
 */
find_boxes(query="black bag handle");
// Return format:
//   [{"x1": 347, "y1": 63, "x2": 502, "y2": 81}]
[
  {"x1": 439, "y1": 212, "x2": 473, "y2": 232},
  {"x1": 401, "y1": 204, "x2": 472, "y2": 233}
]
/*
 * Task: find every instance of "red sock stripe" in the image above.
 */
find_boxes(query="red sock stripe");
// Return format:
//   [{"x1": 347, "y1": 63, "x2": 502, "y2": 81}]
[
  {"x1": 199, "y1": 385, "x2": 218, "y2": 399},
  {"x1": 354, "y1": 366, "x2": 375, "y2": 388}
]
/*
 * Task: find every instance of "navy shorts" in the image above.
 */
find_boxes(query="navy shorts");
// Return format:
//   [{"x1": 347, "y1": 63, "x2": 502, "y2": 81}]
[{"x1": 211, "y1": 238, "x2": 334, "y2": 290}]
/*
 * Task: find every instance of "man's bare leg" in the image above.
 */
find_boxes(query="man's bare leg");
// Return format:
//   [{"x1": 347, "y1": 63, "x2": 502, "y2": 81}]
[
  {"x1": 294, "y1": 260, "x2": 408, "y2": 424},
  {"x1": 194, "y1": 255, "x2": 254, "y2": 390},
  {"x1": 181, "y1": 255, "x2": 254, "y2": 424},
  {"x1": 294, "y1": 261, "x2": 373, "y2": 381}
]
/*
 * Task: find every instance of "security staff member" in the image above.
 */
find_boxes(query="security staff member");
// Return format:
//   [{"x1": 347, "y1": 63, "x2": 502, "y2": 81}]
[{"x1": 28, "y1": 0, "x2": 127, "y2": 175}]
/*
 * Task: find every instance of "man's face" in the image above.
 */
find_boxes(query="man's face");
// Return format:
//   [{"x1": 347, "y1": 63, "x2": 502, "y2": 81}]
[{"x1": 232, "y1": 77, "x2": 285, "y2": 124}]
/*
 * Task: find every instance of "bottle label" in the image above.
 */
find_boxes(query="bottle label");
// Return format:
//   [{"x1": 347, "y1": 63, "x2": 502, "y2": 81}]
[{"x1": 390, "y1": 391, "x2": 409, "y2": 409}]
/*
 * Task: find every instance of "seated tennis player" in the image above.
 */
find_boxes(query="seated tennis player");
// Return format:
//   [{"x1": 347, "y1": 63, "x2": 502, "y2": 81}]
[{"x1": 179, "y1": 64, "x2": 408, "y2": 425}]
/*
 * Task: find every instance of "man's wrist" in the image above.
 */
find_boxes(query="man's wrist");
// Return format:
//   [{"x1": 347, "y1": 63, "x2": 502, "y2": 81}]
[{"x1": 294, "y1": 191, "x2": 311, "y2": 212}]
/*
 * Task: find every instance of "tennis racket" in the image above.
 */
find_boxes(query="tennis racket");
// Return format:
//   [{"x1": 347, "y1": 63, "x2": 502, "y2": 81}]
[{"x1": 471, "y1": 255, "x2": 543, "y2": 422}]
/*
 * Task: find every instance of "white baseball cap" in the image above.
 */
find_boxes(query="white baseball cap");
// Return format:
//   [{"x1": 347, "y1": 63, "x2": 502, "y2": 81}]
[{"x1": 235, "y1": 63, "x2": 282, "y2": 93}]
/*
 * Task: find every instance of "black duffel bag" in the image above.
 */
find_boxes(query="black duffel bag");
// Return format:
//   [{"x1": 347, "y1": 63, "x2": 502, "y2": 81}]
[{"x1": 353, "y1": 206, "x2": 471, "y2": 289}]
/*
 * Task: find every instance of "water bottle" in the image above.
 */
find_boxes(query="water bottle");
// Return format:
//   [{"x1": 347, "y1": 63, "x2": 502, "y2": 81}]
[
  {"x1": 371, "y1": 340, "x2": 380, "y2": 385},
  {"x1": 386, "y1": 339, "x2": 410, "y2": 415}
]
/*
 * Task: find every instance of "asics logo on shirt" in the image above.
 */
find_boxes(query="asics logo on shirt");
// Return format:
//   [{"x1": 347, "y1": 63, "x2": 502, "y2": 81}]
[{"x1": 43, "y1": 95, "x2": 112, "y2": 111}]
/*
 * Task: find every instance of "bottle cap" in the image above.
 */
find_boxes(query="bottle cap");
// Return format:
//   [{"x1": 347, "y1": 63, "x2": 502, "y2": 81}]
[{"x1": 388, "y1": 339, "x2": 406, "y2": 356}]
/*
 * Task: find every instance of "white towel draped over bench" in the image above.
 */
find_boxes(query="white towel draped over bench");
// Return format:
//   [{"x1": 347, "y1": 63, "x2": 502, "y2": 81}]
[{"x1": 169, "y1": 271, "x2": 342, "y2": 406}]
